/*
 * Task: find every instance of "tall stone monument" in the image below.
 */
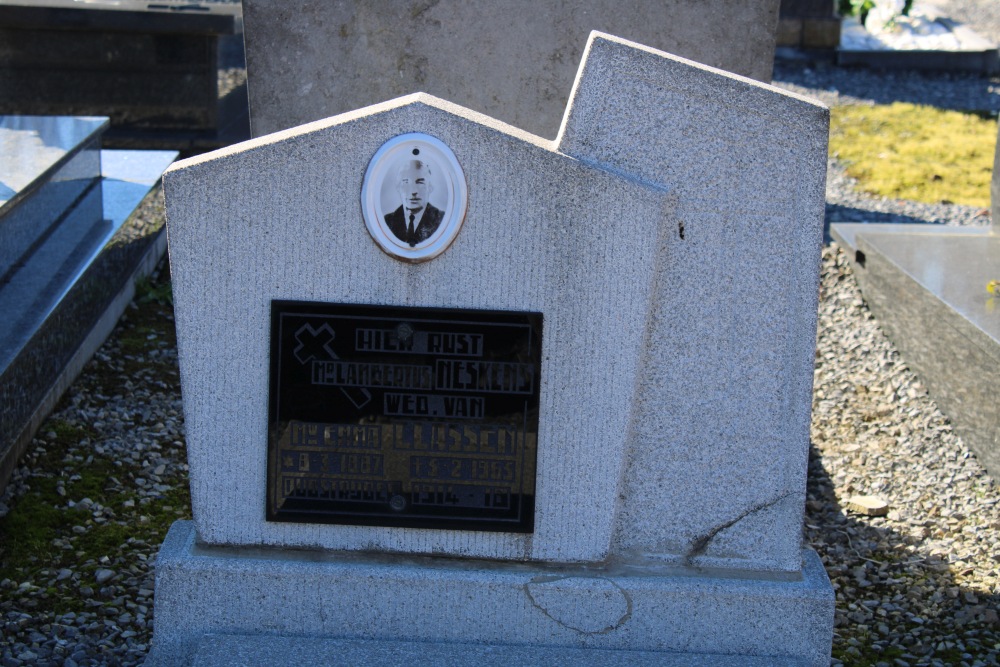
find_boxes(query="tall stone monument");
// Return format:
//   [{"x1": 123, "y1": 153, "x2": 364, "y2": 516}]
[
  {"x1": 242, "y1": 0, "x2": 781, "y2": 139},
  {"x1": 148, "y1": 32, "x2": 833, "y2": 665}
]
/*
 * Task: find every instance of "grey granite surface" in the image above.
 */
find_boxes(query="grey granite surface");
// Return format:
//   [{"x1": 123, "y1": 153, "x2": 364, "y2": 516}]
[
  {"x1": 242, "y1": 0, "x2": 780, "y2": 139},
  {"x1": 156, "y1": 30, "x2": 834, "y2": 664},
  {"x1": 146, "y1": 521, "x2": 832, "y2": 666},
  {"x1": 559, "y1": 33, "x2": 829, "y2": 573},
  {"x1": 165, "y1": 33, "x2": 832, "y2": 574},
  {"x1": 165, "y1": 94, "x2": 670, "y2": 563}
]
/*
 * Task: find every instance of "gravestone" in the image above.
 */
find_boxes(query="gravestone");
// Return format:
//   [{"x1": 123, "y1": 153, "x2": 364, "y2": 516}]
[
  {"x1": 777, "y1": 0, "x2": 841, "y2": 49},
  {"x1": 826, "y1": 115, "x2": 1000, "y2": 482},
  {"x1": 242, "y1": 0, "x2": 781, "y2": 139},
  {"x1": 0, "y1": 0, "x2": 246, "y2": 149},
  {"x1": 148, "y1": 32, "x2": 833, "y2": 665},
  {"x1": 0, "y1": 116, "x2": 177, "y2": 493}
]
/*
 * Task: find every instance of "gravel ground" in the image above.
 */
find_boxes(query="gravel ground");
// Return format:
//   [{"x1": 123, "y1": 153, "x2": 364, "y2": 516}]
[
  {"x1": 2, "y1": 7, "x2": 1000, "y2": 665},
  {"x1": 812, "y1": 247, "x2": 999, "y2": 666},
  {"x1": 0, "y1": 243, "x2": 186, "y2": 665},
  {"x1": 772, "y1": 60, "x2": 1000, "y2": 112}
]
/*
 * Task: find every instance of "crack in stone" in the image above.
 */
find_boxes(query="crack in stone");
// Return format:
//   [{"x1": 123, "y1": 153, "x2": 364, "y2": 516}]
[
  {"x1": 523, "y1": 576, "x2": 633, "y2": 635},
  {"x1": 410, "y1": 0, "x2": 440, "y2": 20},
  {"x1": 684, "y1": 491, "x2": 798, "y2": 565}
]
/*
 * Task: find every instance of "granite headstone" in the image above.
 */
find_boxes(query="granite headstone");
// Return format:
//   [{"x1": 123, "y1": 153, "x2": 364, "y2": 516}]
[{"x1": 148, "y1": 32, "x2": 833, "y2": 666}]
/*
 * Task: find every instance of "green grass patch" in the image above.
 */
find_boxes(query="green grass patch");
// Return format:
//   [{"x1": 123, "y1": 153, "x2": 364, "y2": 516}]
[
  {"x1": 830, "y1": 102, "x2": 997, "y2": 208},
  {"x1": 143, "y1": 483, "x2": 193, "y2": 541},
  {"x1": 0, "y1": 267, "x2": 188, "y2": 616},
  {"x1": 0, "y1": 487, "x2": 90, "y2": 569},
  {"x1": 1, "y1": 456, "x2": 129, "y2": 568},
  {"x1": 0, "y1": 443, "x2": 190, "y2": 614},
  {"x1": 135, "y1": 274, "x2": 173, "y2": 307},
  {"x1": 119, "y1": 326, "x2": 159, "y2": 355}
]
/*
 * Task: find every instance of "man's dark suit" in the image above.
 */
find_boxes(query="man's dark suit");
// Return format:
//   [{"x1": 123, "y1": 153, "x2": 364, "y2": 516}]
[{"x1": 384, "y1": 204, "x2": 445, "y2": 247}]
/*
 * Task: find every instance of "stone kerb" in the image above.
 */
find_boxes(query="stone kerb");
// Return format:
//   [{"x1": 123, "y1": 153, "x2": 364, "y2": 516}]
[
  {"x1": 559, "y1": 33, "x2": 829, "y2": 573},
  {"x1": 164, "y1": 94, "x2": 671, "y2": 564}
]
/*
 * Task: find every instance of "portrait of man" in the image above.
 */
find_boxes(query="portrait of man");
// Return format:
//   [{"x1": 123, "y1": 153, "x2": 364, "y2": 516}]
[
  {"x1": 362, "y1": 132, "x2": 467, "y2": 263},
  {"x1": 383, "y1": 159, "x2": 446, "y2": 247}
]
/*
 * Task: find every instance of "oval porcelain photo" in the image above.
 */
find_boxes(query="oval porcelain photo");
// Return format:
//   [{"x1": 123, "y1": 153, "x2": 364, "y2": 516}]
[{"x1": 361, "y1": 133, "x2": 469, "y2": 263}]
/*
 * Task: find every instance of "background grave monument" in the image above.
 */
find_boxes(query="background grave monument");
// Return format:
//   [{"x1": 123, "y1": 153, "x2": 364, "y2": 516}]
[
  {"x1": 148, "y1": 32, "x2": 834, "y2": 665},
  {"x1": 776, "y1": 0, "x2": 842, "y2": 50},
  {"x1": 829, "y1": 122, "x2": 1000, "y2": 480},
  {"x1": 0, "y1": 0, "x2": 247, "y2": 150},
  {"x1": 0, "y1": 116, "x2": 176, "y2": 493},
  {"x1": 242, "y1": 0, "x2": 781, "y2": 139}
]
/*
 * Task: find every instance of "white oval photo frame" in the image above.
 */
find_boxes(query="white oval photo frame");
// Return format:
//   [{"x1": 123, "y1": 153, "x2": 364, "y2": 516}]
[{"x1": 361, "y1": 133, "x2": 468, "y2": 263}]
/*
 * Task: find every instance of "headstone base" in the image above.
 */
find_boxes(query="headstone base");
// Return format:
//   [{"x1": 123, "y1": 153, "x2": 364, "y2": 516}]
[
  {"x1": 146, "y1": 521, "x2": 833, "y2": 666},
  {"x1": 164, "y1": 634, "x2": 811, "y2": 667}
]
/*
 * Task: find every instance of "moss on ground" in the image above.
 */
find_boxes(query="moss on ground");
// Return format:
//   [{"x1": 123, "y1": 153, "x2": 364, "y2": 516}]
[
  {"x1": 830, "y1": 102, "x2": 997, "y2": 208},
  {"x1": 0, "y1": 266, "x2": 189, "y2": 617}
]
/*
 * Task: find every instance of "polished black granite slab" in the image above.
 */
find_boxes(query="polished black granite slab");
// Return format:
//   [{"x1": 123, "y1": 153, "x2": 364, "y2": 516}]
[
  {"x1": 0, "y1": 0, "x2": 239, "y2": 34},
  {"x1": 0, "y1": 1, "x2": 246, "y2": 149},
  {"x1": 0, "y1": 147, "x2": 177, "y2": 493},
  {"x1": 0, "y1": 116, "x2": 107, "y2": 275},
  {"x1": 831, "y1": 223, "x2": 999, "y2": 479},
  {"x1": 0, "y1": 115, "x2": 107, "y2": 209}
]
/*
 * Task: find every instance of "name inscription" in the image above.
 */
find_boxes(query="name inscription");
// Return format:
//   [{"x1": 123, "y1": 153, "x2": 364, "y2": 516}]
[{"x1": 267, "y1": 302, "x2": 541, "y2": 532}]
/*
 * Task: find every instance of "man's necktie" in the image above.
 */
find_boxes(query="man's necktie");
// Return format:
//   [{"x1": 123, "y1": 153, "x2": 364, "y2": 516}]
[{"x1": 407, "y1": 213, "x2": 416, "y2": 247}]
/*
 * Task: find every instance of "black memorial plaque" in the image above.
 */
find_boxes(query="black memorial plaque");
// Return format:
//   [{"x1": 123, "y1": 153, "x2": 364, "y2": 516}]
[{"x1": 267, "y1": 302, "x2": 541, "y2": 532}]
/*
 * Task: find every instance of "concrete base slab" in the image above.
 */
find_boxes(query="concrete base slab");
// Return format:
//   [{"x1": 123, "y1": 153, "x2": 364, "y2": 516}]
[
  {"x1": 830, "y1": 223, "x2": 999, "y2": 478},
  {"x1": 146, "y1": 521, "x2": 834, "y2": 666}
]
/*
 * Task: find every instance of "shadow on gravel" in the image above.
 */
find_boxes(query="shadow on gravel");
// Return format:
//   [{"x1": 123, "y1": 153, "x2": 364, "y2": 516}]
[
  {"x1": 825, "y1": 204, "x2": 932, "y2": 226},
  {"x1": 772, "y1": 61, "x2": 1000, "y2": 113},
  {"x1": 822, "y1": 204, "x2": 941, "y2": 242},
  {"x1": 806, "y1": 444, "x2": 1000, "y2": 665}
]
